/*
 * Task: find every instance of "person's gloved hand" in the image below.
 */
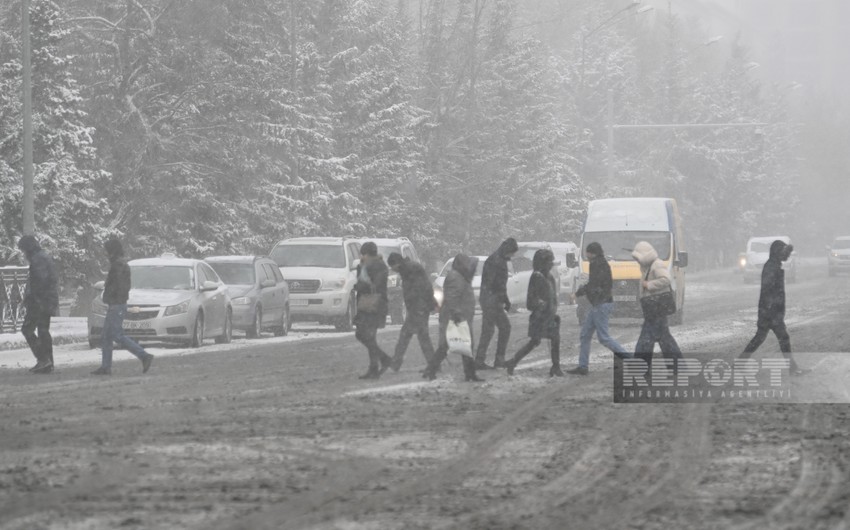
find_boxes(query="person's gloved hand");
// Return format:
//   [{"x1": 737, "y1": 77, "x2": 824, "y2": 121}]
[
  {"x1": 504, "y1": 300, "x2": 511, "y2": 312},
  {"x1": 452, "y1": 315, "x2": 463, "y2": 324}
]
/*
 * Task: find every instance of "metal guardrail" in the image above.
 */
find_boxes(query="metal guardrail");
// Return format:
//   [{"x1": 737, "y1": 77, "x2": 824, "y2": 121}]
[{"x1": 1, "y1": 266, "x2": 27, "y2": 333}]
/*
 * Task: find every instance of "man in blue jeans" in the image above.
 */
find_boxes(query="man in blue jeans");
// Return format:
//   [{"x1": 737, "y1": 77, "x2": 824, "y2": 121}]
[
  {"x1": 92, "y1": 239, "x2": 154, "y2": 375},
  {"x1": 567, "y1": 242, "x2": 631, "y2": 375}
]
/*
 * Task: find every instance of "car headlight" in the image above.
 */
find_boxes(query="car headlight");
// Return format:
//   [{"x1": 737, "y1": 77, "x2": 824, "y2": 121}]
[
  {"x1": 231, "y1": 297, "x2": 251, "y2": 305},
  {"x1": 321, "y1": 278, "x2": 347, "y2": 291},
  {"x1": 739, "y1": 257, "x2": 747, "y2": 267},
  {"x1": 832, "y1": 252, "x2": 840, "y2": 258},
  {"x1": 434, "y1": 287, "x2": 444, "y2": 308},
  {"x1": 91, "y1": 297, "x2": 107, "y2": 316},
  {"x1": 164, "y1": 300, "x2": 191, "y2": 317}
]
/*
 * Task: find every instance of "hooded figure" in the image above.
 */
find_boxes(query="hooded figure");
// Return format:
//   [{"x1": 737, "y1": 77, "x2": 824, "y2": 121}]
[
  {"x1": 92, "y1": 238, "x2": 154, "y2": 375},
  {"x1": 740, "y1": 240, "x2": 805, "y2": 375},
  {"x1": 354, "y1": 241, "x2": 393, "y2": 379},
  {"x1": 505, "y1": 249, "x2": 563, "y2": 376},
  {"x1": 475, "y1": 237, "x2": 519, "y2": 368},
  {"x1": 631, "y1": 241, "x2": 682, "y2": 372},
  {"x1": 424, "y1": 253, "x2": 482, "y2": 382},
  {"x1": 17, "y1": 235, "x2": 58, "y2": 373},
  {"x1": 387, "y1": 252, "x2": 436, "y2": 371},
  {"x1": 569, "y1": 242, "x2": 630, "y2": 375}
]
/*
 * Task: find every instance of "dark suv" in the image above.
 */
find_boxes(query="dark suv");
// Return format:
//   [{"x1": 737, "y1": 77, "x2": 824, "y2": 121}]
[
  {"x1": 364, "y1": 237, "x2": 422, "y2": 325},
  {"x1": 205, "y1": 256, "x2": 291, "y2": 338}
]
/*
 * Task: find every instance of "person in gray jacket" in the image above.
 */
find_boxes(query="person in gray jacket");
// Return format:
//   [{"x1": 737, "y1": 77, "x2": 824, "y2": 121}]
[
  {"x1": 423, "y1": 254, "x2": 481, "y2": 382},
  {"x1": 632, "y1": 241, "x2": 682, "y2": 371}
]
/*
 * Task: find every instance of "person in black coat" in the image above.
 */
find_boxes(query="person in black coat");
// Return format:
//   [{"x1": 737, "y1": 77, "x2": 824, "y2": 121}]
[
  {"x1": 17, "y1": 235, "x2": 59, "y2": 374},
  {"x1": 91, "y1": 239, "x2": 154, "y2": 375},
  {"x1": 423, "y1": 253, "x2": 482, "y2": 382},
  {"x1": 740, "y1": 240, "x2": 806, "y2": 375},
  {"x1": 475, "y1": 237, "x2": 518, "y2": 369},
  {"x1": 354, "y1": 241, "x2": 393, "y2": 379},
  {"x1": 504, "y1": 249, "x2": 563, "y2": 377},
  {"x1": 387, "y1": 253, "x2": 436, "y2": 372}
]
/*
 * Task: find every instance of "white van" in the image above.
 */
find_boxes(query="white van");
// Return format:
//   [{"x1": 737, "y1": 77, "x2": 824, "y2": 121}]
[{"x1": 568, "y1": 198, "x2": 688, "y2": 325}]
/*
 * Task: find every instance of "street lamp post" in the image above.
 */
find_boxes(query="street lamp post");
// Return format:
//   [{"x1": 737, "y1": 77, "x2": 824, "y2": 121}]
[{"x1": 22, "y1": 0, "x2": 34, "y2": 236}]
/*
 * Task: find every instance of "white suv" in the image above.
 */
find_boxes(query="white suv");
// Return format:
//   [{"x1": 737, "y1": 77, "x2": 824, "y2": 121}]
[{"x1": 269, "y1": 237, "x2": 362, "y2": 331}]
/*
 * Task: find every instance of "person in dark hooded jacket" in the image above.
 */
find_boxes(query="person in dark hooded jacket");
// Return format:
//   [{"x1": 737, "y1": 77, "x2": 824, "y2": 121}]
[
  {"x1": 423, "y1": 253, "x2": 482, "y2": 382},
  {"x1": 740, "y1": 240, "x2": 806, "y2": 375},
  {"x1": 387, "y1": 253, "x2": 437, "y2": 371},
  {"x1": 504, "y1": 249, "x2": 563, "y2": 376},
  {"x1": 354, "y1": 242, "x2": 393, "y2": 379},
  {"x1": 475, "y1": 237, "x2": 518, "y2": 369},
  {"x1": 17, "y1": 235, "x2": 58, "y2": 373},
  {"x1": 91, "y1": 239, "x2": 154, "y2": 375}
]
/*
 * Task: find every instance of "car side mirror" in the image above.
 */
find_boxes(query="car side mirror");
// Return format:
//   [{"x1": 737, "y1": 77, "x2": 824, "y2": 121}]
[
  {"x1": 676, "y1": 252, "x2": 688, "y2": 267},
  {"x1": 261, "y1": 278, "x2": 276, "y2": 288},
  {"x1": 565, "y1": 253, "x2": 578, "y2": 268},
  {"x1": 93, "y1": 280, "x2": 105, "y2": 290},
  {"x1": 201, "y1": 280, "x2": 219, "y2": 292}
]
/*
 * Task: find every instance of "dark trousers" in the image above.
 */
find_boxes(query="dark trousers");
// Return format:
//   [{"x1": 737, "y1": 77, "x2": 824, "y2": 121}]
[
  {"x1": 741, "y1": 318, "x2": 797, "y2": 370},
  {"x1": 430, "y1": 315, "x2": 477, "y2": 379},
  {"x1": 356, "y1": 323, "x2": 391, "y2": 371},
  {"x1": 101, "y1": 304, "x2": 149, "y2": 369},
  {"x1": 476, "y1": 302, "x2": 510, "y2": 364},
  {"x1": 21, "y1": 305, "x2": 53, "y2": 365},
  {"x1": 511, "y1": 332, "x2": 561, "y2": 369},
  {"x1": 393, "y1": 310, "x2": 434, "y2": 367},
  {"x1": 634, "y1": 316, "x2": 681, "y2": 371}
]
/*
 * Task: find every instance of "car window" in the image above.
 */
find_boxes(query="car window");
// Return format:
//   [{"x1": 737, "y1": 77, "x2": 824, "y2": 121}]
[
  {"x1": 197, "y1": 266, "x2": 209, "y2": 286},
  {"x1": 270, "y1": 264, "x2": 284, "y2": 282},
  {"x1": 271, "y1": 244, "x2": 346, "y2": 268},
  {"x1": 200, "y1": 262, "x2": 221, "y2": 283},
  {"x1": 377, "y1": 245, "x2": 402, "y2": 260},
  {"x1": 130, "y1": 265, "x2": 195, "y2": 290},
  {"x1": 262, "y1": 263, "x2": 278, "y2": 283},
  {"x1": 832, "y1": 240, "x2": 850, "y2": 250},
  {"x1": 513, "y1": 256, "x2": 533, "y2": 273},
  {"x1": 346, "y1": 243, "x2": 360, "y2": 265},
  {"x1": 208, "y1": 262, "x2": 254, "y2": 285}
]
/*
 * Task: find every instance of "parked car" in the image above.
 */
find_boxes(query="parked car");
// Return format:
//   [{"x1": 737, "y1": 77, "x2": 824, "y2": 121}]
[
  {"x1": 742, "y1": 236, "x2": 796, "y2": 284},
  {"x1": 205, "y1": 256, "x2": 291, "y2": 338},
  {"x1": 364, "y1": 237, "x2": 421, "y2": 325},
  {"x1": 516, "y1": 242, "x2": 564, "y2": 303},
  {"x1": 269, "y1": 237, "x2": 362, "y2": 331},
  {"x1": 827, "y1": 236, "x2": 850, "y2": 276},
  {"x1": 88, "y1": 254, "x2": 232, "y2": 348},
  {"x1": 432, "y1": 255, "x2": 531, "y2": 312}
]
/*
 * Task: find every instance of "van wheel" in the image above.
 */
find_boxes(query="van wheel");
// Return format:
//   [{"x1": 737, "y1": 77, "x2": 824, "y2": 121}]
[{"x1": 335, "y1": 295, "x2": 355, "y2": 331}]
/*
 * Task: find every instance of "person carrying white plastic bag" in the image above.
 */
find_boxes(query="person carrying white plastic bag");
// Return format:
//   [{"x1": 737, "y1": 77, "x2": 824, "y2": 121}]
[
  {"x1": 446, "y1": 319, "x2": 472, "y2": 357},
  {"x1": 422, "y1": 254, "x2": 483, "y2": 382}
]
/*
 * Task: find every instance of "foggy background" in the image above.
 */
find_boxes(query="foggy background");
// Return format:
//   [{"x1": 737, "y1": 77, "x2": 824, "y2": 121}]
[{"x1": 1, "y1": 0, "x2": 848, "y2": 288}]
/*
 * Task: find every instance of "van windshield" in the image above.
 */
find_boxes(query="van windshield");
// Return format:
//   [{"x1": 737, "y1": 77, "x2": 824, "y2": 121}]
[
  {"x1": 581, "y1": 232, "x2": 671, "y2": 261},
  {"x1": 833, "y1": 240, "x2": 850, "y2": 250},
  {"x1": 749, "y1": 241, "x2": 772, "y2": 253},
  {"x1": 271, "y1": 245, "x2": 346, "y2": 268}
]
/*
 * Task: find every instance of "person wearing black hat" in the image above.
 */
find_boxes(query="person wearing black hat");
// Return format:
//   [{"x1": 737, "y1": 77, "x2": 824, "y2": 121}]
[
  {"x1": 567, "y1": 242, "x2": 631, "y2": 375},
  {"x1": 354, "y1": 241, "x2": 393, "y2": 379},
  {"x1": 475, "y1": 237, "x2": 519, "y2": 369},
  {"x1": 386, "y1": 252, "x2": 437, "y2": 372},
  {"x1": 91, "y1": 238, "x2": 154, "y2": 375},
  {"x1": 17, "y1": 235, "x2": 59, "y2": 373},
  {"x1": 740, "y1": 239, "x2": 807, "y2": 376}
]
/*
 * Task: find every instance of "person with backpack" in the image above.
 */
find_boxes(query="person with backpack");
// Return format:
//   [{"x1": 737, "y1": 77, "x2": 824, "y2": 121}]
[{"x1": 386, "y1": 252, "x2": 437, "y2": 372}]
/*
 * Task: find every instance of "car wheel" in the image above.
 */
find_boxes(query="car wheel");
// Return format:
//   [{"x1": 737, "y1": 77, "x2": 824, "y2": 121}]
[
  {"x1": 390, "y1": 300, "x2": 406, "y2": 325},
  {"x1": 274, "y1": 305, "x2": 290, "y2": 337},
  {"x1": 247, "y1": 306, "x2": 262, "y2": 338},
  {"x1": 190, "y1": 312, "x2": 204, "y2": 348},
  {"x1": 215, "y1": 308, "x2": 233, "y2": 344},
  {"x1": 335, "y1": 294, "x2": 355, "y2": 331}
]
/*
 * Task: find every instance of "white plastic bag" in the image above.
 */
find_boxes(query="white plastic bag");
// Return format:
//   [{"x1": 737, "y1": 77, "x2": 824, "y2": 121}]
[{"x1": 446, "y1": 320, "x2": 472, "y2": 357}]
